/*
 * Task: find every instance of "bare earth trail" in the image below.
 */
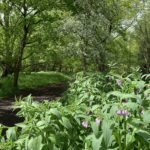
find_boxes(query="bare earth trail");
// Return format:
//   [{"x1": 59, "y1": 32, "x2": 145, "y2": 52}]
[{"x1": 0, "y1": 83, "x2": 68, "y2": 126}]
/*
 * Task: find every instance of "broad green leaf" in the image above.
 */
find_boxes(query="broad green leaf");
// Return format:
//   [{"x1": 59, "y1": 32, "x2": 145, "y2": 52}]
[
  {"x1": 27, "y1": 136, "x2": 43, "y2": 150},
  {"x1": 50, "y1": 108, "x2": 61, "y2": 118},
  {"x1": 144, "y1": 89, "x2": 150, "y2": 98},
  {"x1": 124, "y1": 102, "x2": 139, "y2": 111},
  {"x1": 91, "y1": 105, "x2": 100, "y2": 111},
  {"x1": 92, "y1": 134, "x2": 103, "y2": 150},
  {"x1": 61, "y1": 117, "x2": 72, "y2": 129},
  {"x1": 102, "y1": 120, "x2": 113, "y2": 148},
  {"x1": 91, "y1": 122, "x2": 99, "y2": 138},
  {"x1": 136, "y1": 130, "x2": 150, "y2": 144},
  {"x1": 143, "y1": 111, "x2": 150, "y2": 124},
  {"x1": 126, "y1": 133, "x2": 135, "y2": 148},
  {"x1": 49, "y1": 134, "x2": 56, "y2": 144},
  {"x1": 36, "y1": 121, "x2": 47, "y2": 129},
  {"x1": 6, "y1": 127, "x2": 17, "y2": 141},
  {"x1": 16, "y1": 123, "x2": 28, "y2": 128}
]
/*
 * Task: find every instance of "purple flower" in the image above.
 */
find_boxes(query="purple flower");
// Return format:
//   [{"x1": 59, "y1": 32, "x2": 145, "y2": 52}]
[
  {"x1": 116, "y1": 79, "x2": 123, "y2": 87},
  {"x1": 122, "y1": 110, "x2": 130, "y2": 116},
  {"x1": 141, "y1": 110, "x2": 144, "y2": 115},
  {"x1": 117, "y1": 110, "x2": 122, "y2": 115},
  {"x1": 95, "y1": 118, "x2": 101, "y2": 125},
  {"x1": 82, "y1": 121, "x2": 89, "y2": 128},
  {"x1": 116, "y1": 109, "x2": 130, "y2": 117}
]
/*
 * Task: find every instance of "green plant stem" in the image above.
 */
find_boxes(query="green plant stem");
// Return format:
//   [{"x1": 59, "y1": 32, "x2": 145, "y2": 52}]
[
  {"x1": 124, "y1": 118, "x2": 127, "y2": 150},
  {"x1": 118, "y1": 120, "x2": 122, "y2": 150}
]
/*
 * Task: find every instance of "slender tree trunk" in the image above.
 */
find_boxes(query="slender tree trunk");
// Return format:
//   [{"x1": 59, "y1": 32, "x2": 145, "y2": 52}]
[
  {"x1": 1, "y1": 1, "x2": 14, "y2": 78},
  {"x1": 52, "y1": 62, "x2": 56, "y2": 71},
  {"x1": 13, "y1": 0, "x2": 28, "y2": 87},
  {"x1": 95, "y1": 53, "x2": 109, "y2": 73},
  {"x1": 1, "y1": 64, "x2": 13, "y2": 77},
  {"x1": 82, "y1": 53, "x2": 87, "y2": 72},
  {"x1": 13, "y1": 30, "x2": 28, "y2": 87},
  {"x1": 58, "y1": 64, "x2": 62, "y2": 72}
]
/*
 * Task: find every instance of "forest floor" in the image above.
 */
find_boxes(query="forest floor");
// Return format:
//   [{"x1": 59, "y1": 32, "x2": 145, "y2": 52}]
[{"x1": 0, "y1": 83, "x2": 68, "y2": 127}]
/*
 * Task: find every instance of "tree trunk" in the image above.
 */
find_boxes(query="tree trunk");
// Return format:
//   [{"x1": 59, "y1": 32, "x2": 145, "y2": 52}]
[
  {"x1": 1, "y1": 64, "x2": 13, "y2": 77},
  {"x1": 95, "y1": 55, "x2": 109, "y2": 73},
  {"x1": 52, "y1": 62, "x2": 56, "y2": 71},
  {"x1": 1, "y1": 1, "x2": 14, "y2": 78},
  {"x1": 13, "y1": 68, "x2": 20, "y2": 88},
  {"x1": 13, "y1": 0, "x2": 28, "y2": 88},
  {"x1": 82, "y1": 53, "x2": 88, "y2": 72},
  {"x1": 58, "y1": 64, "x2": 62, "y2": 72}
]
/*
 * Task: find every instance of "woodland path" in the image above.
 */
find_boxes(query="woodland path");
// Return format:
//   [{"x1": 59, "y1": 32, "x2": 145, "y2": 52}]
[{"x1": 0, "y1": 83, "x2": 68, "y2": 126}]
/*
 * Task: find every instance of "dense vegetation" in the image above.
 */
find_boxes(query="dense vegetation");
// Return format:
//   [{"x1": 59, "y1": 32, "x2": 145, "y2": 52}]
[
  {"x1": 0, "y1": 71, "x2": 150, "y2": 149},
  {"x1": 0, "y1": 0, "x2": 150, "y2": 150},
  {"x1": 0, "y1": 0, "x2": 149, "y2": 86}
]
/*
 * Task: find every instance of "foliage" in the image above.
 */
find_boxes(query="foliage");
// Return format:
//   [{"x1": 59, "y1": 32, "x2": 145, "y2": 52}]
[
  {"x1": 0, "y1": 0, "x2": 148, "y2": 87},
  {"x1": 134, "y1": 4, "x2": 150, "y2": 74},
  {"x1": 0, "y1": 72, "x2": 150, "y2": 149}
]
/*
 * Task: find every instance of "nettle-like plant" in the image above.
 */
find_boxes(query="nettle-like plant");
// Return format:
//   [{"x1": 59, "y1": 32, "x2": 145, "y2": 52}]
[
  {"x1": 0, "y1": 96, "x2": 104, "y2": 150},
  {"x1": 64, "y1": 72, "x2": 110, "y2": 106},
  {"x1": 0, "y1": 72, "x2": 150, "y2": 150},
  {"x1": 64, "y1": 72, "x2": 150, "y2": 149}
]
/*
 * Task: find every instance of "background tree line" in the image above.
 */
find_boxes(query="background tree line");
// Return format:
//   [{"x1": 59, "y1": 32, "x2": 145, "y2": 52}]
[{"x1": 0, "y1": 0, "x2": 149, "y2": 87}]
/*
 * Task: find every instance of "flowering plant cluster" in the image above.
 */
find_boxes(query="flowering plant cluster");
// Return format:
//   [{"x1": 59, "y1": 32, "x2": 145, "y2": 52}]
[{"x1": 0, "y1": 72, "x2": 150, "y2": 150}]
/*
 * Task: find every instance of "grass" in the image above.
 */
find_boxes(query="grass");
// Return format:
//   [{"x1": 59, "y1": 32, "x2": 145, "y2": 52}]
[{"x1": 0, "y1": 71, "x2": 70, "y2": 98}]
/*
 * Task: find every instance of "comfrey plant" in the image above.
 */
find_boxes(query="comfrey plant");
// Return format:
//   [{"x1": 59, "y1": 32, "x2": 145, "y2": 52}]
[{"x1": 0, "y1": 72, "x2": 150, "y2": 150}]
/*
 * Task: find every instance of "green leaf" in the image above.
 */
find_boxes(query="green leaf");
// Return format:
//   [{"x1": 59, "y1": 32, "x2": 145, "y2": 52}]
[
  {"x1": 91, "y1": 105, "x2": 100, "y2": 111},
  {"x1": 16, "y1": 123, "x2": 28, "y2": 128},
  {"x1": 136, "y1": 130, "x2": 150, "y2": 144},
  {"x1": 102, "y1": 120, "x2": 113, "y2": 148},
  {"x1": 6, "y1": 127, "x2": 17, "y2": 141},
  {"x1": 92, "y1": 134, "x2": 103, "y2": 150},
  {"x1": 124, "y1": 102, "x2": 139, "y2": 111},
  {"x1": 91, "y1": 122, "x2": 99, "y2": 138},
  {"x1": 27, "y1": 136, "x2": 43, "y2": 150},
  {"x1": 107, "y1": 91, "x2": 136, "y2": 99},
  {"x1": 61, "y1": 117, "x2": 72, "y2": 129},
  {"x1": 107, "y1": 91, "x2": 122, "y2": 98},
  {"x1": 49, "y1": 134, "x2": 56, "y2": 144},
  {"x1": 50, "y1": 108, "x2": 61, "y2": 118},
  {"x1": 143, "y1": 111, "x2": 150, "y2": 124},
  {"x1": 126, "y1": 133, "x2": 135, "y2": 148},
  {"x1": 36, "y1": 121, "x2": 47, "y2": 129},
  {"x1": 144, "y1": 89, "x2": 150, "y2": 98}
]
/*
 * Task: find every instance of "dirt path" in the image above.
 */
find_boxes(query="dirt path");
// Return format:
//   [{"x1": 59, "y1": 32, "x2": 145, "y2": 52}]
[{"x1": 0, "y1": 83, "x2": 68, "y2": 126}]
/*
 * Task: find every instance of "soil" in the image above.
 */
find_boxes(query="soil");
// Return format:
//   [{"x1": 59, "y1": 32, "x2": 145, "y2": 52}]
[{"x1": 0, "y1": 83, "x2": 68, "y2": 127}]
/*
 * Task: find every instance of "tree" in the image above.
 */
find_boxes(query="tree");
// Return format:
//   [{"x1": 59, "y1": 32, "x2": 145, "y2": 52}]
[
  {"x1": 135, "y1": 9, "x2": 150, "y2": 73},
  {"x1": 0, "y1": 0, "x2": 63, "y2": 87},
  {"x1": 62, "y1": 0, "x2": 141, "y2": 72}
]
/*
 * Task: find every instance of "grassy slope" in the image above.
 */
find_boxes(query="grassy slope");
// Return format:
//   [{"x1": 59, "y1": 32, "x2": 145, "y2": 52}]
[{"x1": 0, "y1": 72, "x2": 70, "y2": 98}]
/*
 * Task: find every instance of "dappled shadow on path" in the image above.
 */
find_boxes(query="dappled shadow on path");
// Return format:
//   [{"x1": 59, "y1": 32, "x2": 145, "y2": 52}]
[{"x1": 0, "y1": 83, "x2": 68, "y2": 127}]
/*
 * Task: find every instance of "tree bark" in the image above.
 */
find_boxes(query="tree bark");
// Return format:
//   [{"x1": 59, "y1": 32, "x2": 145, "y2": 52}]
[
  {"x1": 1, "y1": 1, "x2": 14, "y2": 78},
  {"x1": 1, "y1": 64, "x2": 13, "y2": 77},
  {"x1": 13, "y1": 0, "x2": 28, "y2": 88}
]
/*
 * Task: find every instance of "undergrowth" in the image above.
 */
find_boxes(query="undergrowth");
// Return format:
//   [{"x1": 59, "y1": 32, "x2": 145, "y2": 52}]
[{"x1": 0, "y1": 71, "x2": 149, "y2": 149}]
